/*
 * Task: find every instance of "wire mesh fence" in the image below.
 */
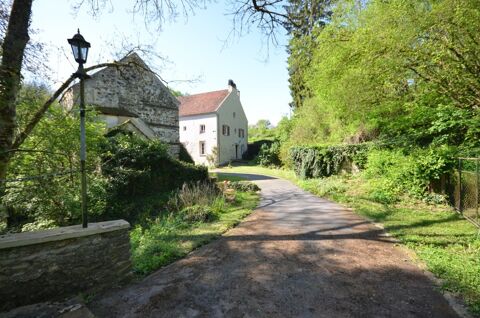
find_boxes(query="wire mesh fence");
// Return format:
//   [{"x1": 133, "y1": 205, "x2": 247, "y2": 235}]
[{"x1": 433, "y1": 158, "x2": 479, "y2": 227}]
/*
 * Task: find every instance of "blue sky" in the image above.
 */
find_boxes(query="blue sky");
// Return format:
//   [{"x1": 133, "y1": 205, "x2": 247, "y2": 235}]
[{"x1": 30, "y1": 1, "x2": 292, "y2": 125}]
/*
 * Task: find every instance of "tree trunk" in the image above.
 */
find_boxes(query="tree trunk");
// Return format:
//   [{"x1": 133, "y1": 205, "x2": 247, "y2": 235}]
[{"x1": 0, "y1": 0, "x2": 32, "y2": 182}]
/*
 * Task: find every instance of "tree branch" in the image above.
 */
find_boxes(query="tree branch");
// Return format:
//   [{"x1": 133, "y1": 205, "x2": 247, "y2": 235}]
[{"x1": 11, "y1": 60, "x2": 136, "y2": 151}]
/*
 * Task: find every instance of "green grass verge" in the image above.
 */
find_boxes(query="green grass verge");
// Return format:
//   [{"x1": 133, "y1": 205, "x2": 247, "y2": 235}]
[
  {"x1": 214, "y1": 164, "x2": 297, "y2": 182},
  {"x1": 209, "y1": 172, "x2": 247, "y2": 182},
  {"x1": 216, "y1": 165, "x2": 480, "y2": 316},
  {"x1": 130, "y1": 191, "x2": 259, "y2": 275}
]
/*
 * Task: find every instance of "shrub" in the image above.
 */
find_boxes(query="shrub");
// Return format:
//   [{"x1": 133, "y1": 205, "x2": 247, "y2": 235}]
[
  {"x1": 2, "y1": 91, "x2": 108, "y2": 232},
  {"x1": 289, "y1": 143, "x2": 372, "y2": 179},
  {"x1": 180, "y1": 205, "x2": 216, "y2": 222},
  {"x1": 243, "y1": 140, "x2": 274, "y2": 160},
  {"x1": 256, "y1": 141, "x2": 282, "y2": 167},
  {"x1": 101, "y1": 134, "x2": 209, "y2": 223},
  {"x1": 363, "y1": 147, "x2": 456, "y2": 202},
  {"x1": 227, "y1": 181, "x2": 260, "y2": 192},
  {"x1": 168, "y1": 181, "x2": 221, "y2": 211}
]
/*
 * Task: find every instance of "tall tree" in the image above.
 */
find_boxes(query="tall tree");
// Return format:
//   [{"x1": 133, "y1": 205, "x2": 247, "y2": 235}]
[
  {"x1": 285, "y1": 1, "x2": 332, "y2": 109},
  {"x1": 0, "y1": 0, "x2": 206, "y2": 193},
  {"x1": 287, "y1": 0, "x2": 480, "y2": 147},
  {"x1": 0, "y1": 0, "x2": 33, "y2": 184},
  {"x1": 0, "y1": 0, "x2": 306, "y2": 187}
]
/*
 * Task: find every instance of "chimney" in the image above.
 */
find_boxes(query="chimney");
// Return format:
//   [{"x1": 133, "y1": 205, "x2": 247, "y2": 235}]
[
  {"x1": 228, "y1": 79, "x2": 240, "y2": 96},
  {"x1": 228, "y1": 79, "x2": 237, "y2": 91}
]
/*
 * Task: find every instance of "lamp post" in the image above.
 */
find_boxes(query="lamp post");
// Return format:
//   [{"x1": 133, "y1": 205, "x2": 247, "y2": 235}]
[{"x1": 68, "y1": 29, "x2": 91, "y2": 228}]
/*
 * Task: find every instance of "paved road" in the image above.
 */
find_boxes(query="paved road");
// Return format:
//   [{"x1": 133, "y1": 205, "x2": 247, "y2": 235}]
[{"x1": 89, "y1": 173, "x2": 460, "y2": 318}]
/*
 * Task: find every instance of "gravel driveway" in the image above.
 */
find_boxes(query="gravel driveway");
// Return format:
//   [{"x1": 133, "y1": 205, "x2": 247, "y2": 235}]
[{"x1": 89, "y1": 173, "x2": 461, "y2": 318}]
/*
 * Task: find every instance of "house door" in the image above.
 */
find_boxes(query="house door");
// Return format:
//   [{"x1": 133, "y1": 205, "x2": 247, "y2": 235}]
[{"x1": 235, "y1": 144, "x2": 239, "y2": 159}]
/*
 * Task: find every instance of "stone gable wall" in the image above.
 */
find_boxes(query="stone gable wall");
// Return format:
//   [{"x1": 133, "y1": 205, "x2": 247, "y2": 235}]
[{"x1": 64, "y1": 55, "x2": 180, "y2": 156}]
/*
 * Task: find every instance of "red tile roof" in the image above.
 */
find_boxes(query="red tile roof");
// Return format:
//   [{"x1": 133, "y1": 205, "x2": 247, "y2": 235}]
[{"x1": 178, "y1": 89, "x2": 229, "y2": 116}]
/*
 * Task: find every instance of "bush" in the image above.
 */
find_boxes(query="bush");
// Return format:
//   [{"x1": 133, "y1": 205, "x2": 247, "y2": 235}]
[
  {"x1": 363, "y1": 147, "x2": 456, "y2": 202},
  {"x1": 168, "y1": 181, "x2": 221, "y2": 211},
  {"x1": 227, "y1": 181, "x2": 260, "y2": 192},
  {"x1": 243, "y1": 140, "x2": 274, "y2": 160},
  {"x1": 101, "y1": 134, "x2": 209, "y2": 223},
  {"x1": 289, "y1": 142, "x2": 456, "y2": 203},
  {"x1": 180, "y1": 205, "x2": 216, "y2": 222},
  {"x1": 289, "y1": 143, "x2": 373, "y2": 179},
  {"x1": 256, "y1": 141, "x2": 281, "y2": 167},
  {"x1": 2, "y1": 89, "x2": 108, "y2": 232}
]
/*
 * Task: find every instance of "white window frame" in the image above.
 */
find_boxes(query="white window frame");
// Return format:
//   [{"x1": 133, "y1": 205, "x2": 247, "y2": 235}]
[
  {"x1": 199, "y1": 141, "x2": 206, "y2": 156},
  {"x1": 199, "y1": 124, "x2": 206, "y2": 134}
]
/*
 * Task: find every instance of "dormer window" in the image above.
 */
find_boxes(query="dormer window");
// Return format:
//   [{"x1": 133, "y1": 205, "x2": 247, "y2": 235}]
[{"x1": 200, "y1": 124, "x2": 206, "y2": 133}]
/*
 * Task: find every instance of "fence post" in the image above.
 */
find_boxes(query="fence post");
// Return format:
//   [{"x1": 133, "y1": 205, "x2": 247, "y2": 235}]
[{"x1": 458, "y1": 158, "x2": 463, "y2": 214}]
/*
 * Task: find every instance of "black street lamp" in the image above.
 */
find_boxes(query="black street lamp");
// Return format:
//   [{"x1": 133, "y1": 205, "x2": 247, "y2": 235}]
[{"x1": 68, "y1": 29, "x2": 91, "y2": 228}]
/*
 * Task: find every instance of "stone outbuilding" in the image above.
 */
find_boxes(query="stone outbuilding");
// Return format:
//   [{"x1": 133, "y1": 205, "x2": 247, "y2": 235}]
[{"x1": 62, "y1": 53, "x2": 180, "y2": 156}]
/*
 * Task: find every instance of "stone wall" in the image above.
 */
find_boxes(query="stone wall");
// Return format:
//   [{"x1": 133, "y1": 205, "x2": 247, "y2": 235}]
[
  {"x1": 62, "y1": 53, "x2": 180, "y2": 157},
  {"x1": 0, "y1": 220, "x2": 132, "y2": 311}
]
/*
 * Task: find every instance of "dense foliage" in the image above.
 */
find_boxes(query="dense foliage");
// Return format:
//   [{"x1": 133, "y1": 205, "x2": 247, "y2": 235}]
[
  {"x1": 287, "y1": 0, "x2": 480, "y2": 149},
  {"x1": 289, "y1": 144, "x2": 371, "y2": 179},
  {"x1": 100, "y1": 133, "x2": 208, "y2": 224},
  {"x1": 273, "y1": 0, "x2": 480, "y2": 204},
  {"x1": 2, "y1": 86, "x2": 107, "y2": 231},
  {"x1": 248, "y1": 119, "x2": 275, "y2": 142},
  {"x1": 0, "y1": 86, "x2": 208, "y2": 232},
  {"x1": 243, "y1": 139, "x2": 274, "y2": 161},
  {"x1": 276, "y1": 3, "x2": 480, "y2": 310},
  {"x1": 256, "y1": 141, "x2": 282, "y2": 167},
  {"x1": 246, "y1": 116, "x2": 294, "y2": 164},
  {"x1": 362, "y1": 147, "x2": 457, "y2": 204}
]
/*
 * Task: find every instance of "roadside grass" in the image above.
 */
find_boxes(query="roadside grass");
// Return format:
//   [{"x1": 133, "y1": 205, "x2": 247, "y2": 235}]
[
  {"x1": 215, "y1": 164, "x2": 296, "y2": 182},
  {"x1": 130, "y1": 191, "x2": 259, "y2": 275},
  {"x1": 216, "y1": 165, "x2": 480, "y2": 316},
  {"x1": 209, "y1": 172, "x2": 246, "y2": 182}
]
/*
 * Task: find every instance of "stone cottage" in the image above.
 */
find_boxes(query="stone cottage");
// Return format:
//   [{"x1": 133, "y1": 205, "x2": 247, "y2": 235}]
[{"x1": 62, "y1": 53, "x2": 180, "y2": 156}]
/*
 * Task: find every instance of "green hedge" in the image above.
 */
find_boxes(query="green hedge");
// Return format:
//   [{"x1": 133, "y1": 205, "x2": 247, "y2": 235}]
[
  {"x1": 243, "y1": 139, "x2": 274, "y2": 160},
  {"x1": 289, "y1": 144, "x2": 373, "y2": 179},
  {"x1": 101, "y1": 134, "x2": 208, "y2": 223},
  {"x1": 363, "y1": 147, "x2": 457, "y2": 203},
  {"x1": 256, "y1": 141, "x2": 281, "y2": 167},
  {"x1": 290, "y1": 142, "x2": 457, "y2": 202}
]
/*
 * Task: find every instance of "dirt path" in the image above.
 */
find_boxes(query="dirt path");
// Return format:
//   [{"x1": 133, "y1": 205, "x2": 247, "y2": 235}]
[{"x1": 89, "y1": 173, "x2": 460, "y2": 318}]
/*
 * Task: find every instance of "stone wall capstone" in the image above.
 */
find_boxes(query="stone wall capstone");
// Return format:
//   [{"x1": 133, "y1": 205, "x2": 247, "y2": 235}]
[{"x1": 0, "y1": 220, "x2": 132, "y2": 312}]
